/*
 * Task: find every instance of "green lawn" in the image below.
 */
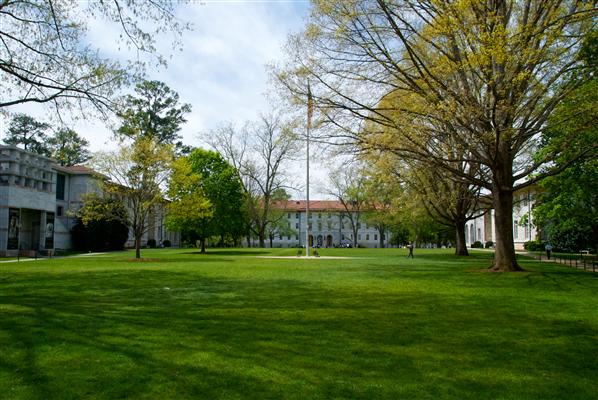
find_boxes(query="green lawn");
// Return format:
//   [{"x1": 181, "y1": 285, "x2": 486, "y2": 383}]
[{"x1": 1, "y1": 248, "x2": 597, "y2": 399}]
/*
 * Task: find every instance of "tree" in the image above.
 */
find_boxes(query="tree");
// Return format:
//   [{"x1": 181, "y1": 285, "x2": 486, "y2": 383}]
[
  {"x1": 73, "y1": 194, "x2": 129, "y2": 251},
  {"x1": 166, "y1": 149, "x2": 247, "y2": 253},
  {"x1": 278, "y1": 1, "x2": 596, "y2": 271},
  {"x1": 533, "y1": 32, "x2": 598, "y2": 253},
  {"x1": 116, "y1": 80, "x2": 192, "y2": 154},
  {"x1": 92, "y1": 137, "x2": 172, "y2": 259},
  {"x1": 165, "y1": 157, "x2": 213, "y2": 253},
  {"x1": 0, "y1": 1, "x2": 187, "y2": 116},
  {"x1": 3, "y1": 114, "x2": 51, "y2": 156},
  {"x1": 48, "y1": 129, "x2": 91, "y2": 166},
  {"x1": 206, "y1": 113, "x2": 299, "y2": 247},
  {"x1": 327, "y1": 164, "x2": 368, "y2": 248}
]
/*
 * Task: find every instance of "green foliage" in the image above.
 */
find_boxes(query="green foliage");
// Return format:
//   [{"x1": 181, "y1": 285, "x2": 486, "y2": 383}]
[
  {"x1": 471, "y1": 241, "x2": 484, "y2": 249},
  {"x1": 3, "y1": 114, "x2": 51, "y2": 156},
  {"x1": 48, "y1": 128, "x2": 91, "y2": 166},
  {"x1": 116, "y1": 80, "x2": 192, "y2": 153},
  {"x1": 485, "y1": 241, "x2": 494, "y2": 249},
  {"x1": 166, "y1": 149, "x2": 247, "y2": 251},
  {"x1": 147, "y1": 239, "x2": 157, "y2": 249},
  {"x1": 524, "y1": 241, "x2": 544, "y2": 252}
]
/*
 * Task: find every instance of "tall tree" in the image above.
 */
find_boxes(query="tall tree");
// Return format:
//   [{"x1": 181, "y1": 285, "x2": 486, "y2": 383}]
[
  {"x1": 48, "y1": 128, "x2": 91, "y2": 166},
  {"x1": 165, "y1": 157, "x2": 213, "y2": 253},
  {"x1": 3, "y1": 114, "x2": 51, "y2": 156},
  {"x1": 92, "y1": 137, "x2": 173, "y2": 259},
  {"x1": 277, "y1": 0, "x2": 596, "y2": 271},
  {"x1": 327, "y1": 164, "x2": 368, "y2": 248},
  {"x1": 188, "y1": 149, "x2": 247, "y2": 250},
  {"x1": 116, "y1": 80, "x2": 192, "y2": 153},
  {"x1": 0, "y1": 1, "x2": 187, "y2": 116},
  {"x1": 206, "y1": 113, "x2": 299, "y2": 247}
]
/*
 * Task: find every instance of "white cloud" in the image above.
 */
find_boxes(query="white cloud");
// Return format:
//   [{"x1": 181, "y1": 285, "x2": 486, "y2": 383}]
[{"x1": 1, "y1": 1, "x2": 340, "y2": 198}]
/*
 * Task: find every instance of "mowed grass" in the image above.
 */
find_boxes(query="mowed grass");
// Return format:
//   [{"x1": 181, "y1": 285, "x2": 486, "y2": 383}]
[{"x1": 0, "y1": 248, "x2": 597, "y2": 400}]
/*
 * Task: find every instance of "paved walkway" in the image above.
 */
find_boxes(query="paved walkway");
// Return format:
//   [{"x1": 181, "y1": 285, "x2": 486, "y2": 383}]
[
  {"x1": 0, "y1": 252, "x2": 108, "y2": 263},
  {"x1": 518, "y1": 251, "x2": 598, "y2": 273}
]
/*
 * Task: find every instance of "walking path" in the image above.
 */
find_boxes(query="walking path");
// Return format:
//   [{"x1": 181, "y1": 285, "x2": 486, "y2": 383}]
[
  {"x1": 517, "y1": 251, "x2": 598, "y2": 273},
  {"x1": 0, "y1": 252, "x2": 108, "y2": 263}
]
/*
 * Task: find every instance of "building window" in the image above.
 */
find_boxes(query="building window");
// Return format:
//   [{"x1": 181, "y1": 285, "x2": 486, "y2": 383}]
[
  {"x1": 295, "y1": 223, "x2": 299, "y2": 229},
  {"x1": 288, "y1": 213, "x2": 291, "y2": 218},
  {"x1": 56, "y1": 206, "x2": 63, "y2": 216},
  {"x1": 514, "y1": 220, "x2": 519, "y2": 239},
  {"x1": 327, "y1": 221, "x2": 331, "y2": 230},
  {"x1": 366, "y1": 234, "x2": 370, "y2": 240},
  {"x1": 357, "y1": 223, "x2": 361, "y2": 229},
  {"x1": 296, "y1": 213, "x2": 299, "y2": 219},
  {"x1": 318, "y1": 213, "x2": 321, "y2": 219},
  {"x1": 318, "y1": 222, "x2": 322, "y2": 231},
  {"x1": 358, "y1": 234, "x2": 361, "y2": 240},
  {"x1": 374, "y1": 234, "x2": 378, "y2": 241},
  {"x1": 287, "y1": 236, "x2": 291, "y2": 240},
  {"x1": 56, "y1": 174, "x2": 65, "y2": 200}
]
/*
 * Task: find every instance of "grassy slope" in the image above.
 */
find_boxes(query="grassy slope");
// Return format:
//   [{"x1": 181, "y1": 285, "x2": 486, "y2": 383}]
[{"x1": 0, "y1": 248, "x2": 596, "y2": 400}]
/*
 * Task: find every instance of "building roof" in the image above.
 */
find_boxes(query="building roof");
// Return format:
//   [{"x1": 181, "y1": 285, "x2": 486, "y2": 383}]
[
  {"x1": 273, "y1": 200, "x2": 350, "y2": 212},
  {"x1": 52, "y1": 165, "x2": 96, "y2": 175}
]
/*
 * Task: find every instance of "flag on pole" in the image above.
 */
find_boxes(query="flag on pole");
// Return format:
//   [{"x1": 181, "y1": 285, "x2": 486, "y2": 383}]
[{"x1": 307, "y1": 82, "x2": 313, "y2": 130}]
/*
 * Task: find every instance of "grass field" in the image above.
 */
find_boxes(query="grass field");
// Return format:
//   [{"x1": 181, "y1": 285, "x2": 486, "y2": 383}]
[{"x1": 1, "y1": 248, "x2": 597, "y2": 399}]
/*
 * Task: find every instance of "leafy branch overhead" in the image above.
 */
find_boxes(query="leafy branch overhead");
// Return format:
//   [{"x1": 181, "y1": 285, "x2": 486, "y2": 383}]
[{"x1": 0, "y1": 0, "x2": 189, "y2": 116}]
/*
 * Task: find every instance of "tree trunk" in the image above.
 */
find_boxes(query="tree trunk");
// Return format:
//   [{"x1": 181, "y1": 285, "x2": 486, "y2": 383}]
[
  {"x1": 379, "y1": 228, "x2": 385, "y2": 248},
  {"x1": 492, "y1": 188, "x2": 522, "y2": 271},
  {"x1": 455, "y1": 223, "x2": 469, "y2": 256},
  {"x1": 135, "y1": 237, "x2": 141, "y2": 259},
  {"x1": 269, "y1": 235, "x2": 273, "y2": 248},
  {"x1": 246, "y1": 235, "x2": 251, "y2": 248},
  {"x1": 258, "y1": 230, "x2": 265, "y2": 248},
  {"x1": 200, "y1": 237, "x2": 206, "y2": 253}
]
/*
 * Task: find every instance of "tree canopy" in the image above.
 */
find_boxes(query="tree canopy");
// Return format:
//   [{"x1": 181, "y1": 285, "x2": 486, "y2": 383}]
[
  {"x1": 278, "y1": 0, "x2": 596, "y2": 271},
  {"x1": 167, "y1": 148, "x2": 247, "y2": 252},
  {"x1": 0, "y1": 0, "x2": 187, "y2": 116},
  {"x1": 48, "y1": 128, "x2": 91, "y2": 166},
  {"x1": 116, "y1": 80, "x2": 192, "y2": 153},
  {"x1": 3, "y1": 114, "x2": 51, "y2": 156}
]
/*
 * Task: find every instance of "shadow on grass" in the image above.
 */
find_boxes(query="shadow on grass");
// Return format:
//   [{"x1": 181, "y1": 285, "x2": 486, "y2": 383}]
[{"x1": 1, "y1": 267, "x2": 597, "y2": 399}]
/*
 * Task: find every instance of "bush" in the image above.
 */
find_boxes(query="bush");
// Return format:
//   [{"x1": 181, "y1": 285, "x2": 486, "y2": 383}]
[
  {"x1": 524, "y1": 240, "x2": 544, "y2": 251},
  {"x1": 162, "y1": 240, "x2": 171, "y2": 247},
  {"x1": 471, "y1": 241, "x2": 484, "y2": 248},
  {"x1": 485, "y1": 240, "x2": 494, "y2": 248},
  {"x1": 147, "y1": 239, "x2": 157, "y2": 248}
]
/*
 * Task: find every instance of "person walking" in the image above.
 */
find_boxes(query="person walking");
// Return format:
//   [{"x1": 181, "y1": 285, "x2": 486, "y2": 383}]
[
  {"x1": 545, "y1": 243, "x2": 553, "y2": 260},
  {"x1": 407, "y1": 244, "x2": 414, "y2": 258}
]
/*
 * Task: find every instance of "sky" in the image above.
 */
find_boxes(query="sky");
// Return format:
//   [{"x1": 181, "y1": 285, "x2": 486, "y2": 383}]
[{"x1": 1, "y1": 0, "x2": 335, "y2": 198}]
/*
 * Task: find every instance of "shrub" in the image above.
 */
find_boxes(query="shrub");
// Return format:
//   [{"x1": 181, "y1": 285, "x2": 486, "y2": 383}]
[
  {"x1": 162, "y1": 240, "x2": 171, "y2": 247},
  {"x1": 485, "y1": 241, "x2": 494, "y2": 248},
  {"x1": 471, "y1": 241, "x2": 484, "y2": 248},
  {"x1": 147, "y1": 239, "x2": 157, "y2": 248},
  {"x1": 524, "y1": 240, "x2": 544, "y2": 251}
]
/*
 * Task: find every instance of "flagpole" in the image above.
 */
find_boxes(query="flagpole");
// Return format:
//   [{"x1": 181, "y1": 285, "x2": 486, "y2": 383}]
[{"x1": 306, "y1": 82, "x2": 312, "y2": 257}]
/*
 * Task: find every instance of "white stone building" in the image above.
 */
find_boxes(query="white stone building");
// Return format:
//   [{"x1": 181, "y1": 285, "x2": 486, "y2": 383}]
[
  {"x1": 0, "y1": 145, "x2": 179, "y2": 256},
  {"x1": 464, "y1": 189, "x2": 538, "y2": 249},
  {"x1": 258, "y1": 200, "x2": 389, "y2": 248}
]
